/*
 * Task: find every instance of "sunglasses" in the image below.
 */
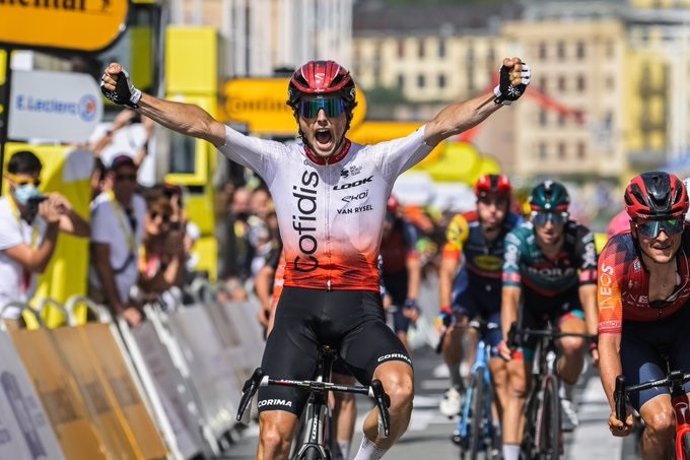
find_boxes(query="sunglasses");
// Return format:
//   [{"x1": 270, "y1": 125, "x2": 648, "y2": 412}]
[
  {"x1": 115, "y1": 174, "x2": 137, "y2": 182},
  {"x1": 299, "y1": 96, "x2": 346, "y2": 118},
  {"x1": 8, "y1": 175, "x2": 41, "y2": 187},
  {"x1": 149, "y1": 211, "x2": 171, "y2": 223},
  {"x1": 635, "y1": 218, "x2": 684, "y2": 239},
  {"x1": 531, "y1": 211, "x2": 568, "y2": 227}
]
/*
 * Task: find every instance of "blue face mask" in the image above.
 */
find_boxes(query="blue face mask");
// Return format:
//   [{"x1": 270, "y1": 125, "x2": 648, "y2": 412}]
[{"x1": 13, "y1": 184, "x2": 42, "y2": 206}]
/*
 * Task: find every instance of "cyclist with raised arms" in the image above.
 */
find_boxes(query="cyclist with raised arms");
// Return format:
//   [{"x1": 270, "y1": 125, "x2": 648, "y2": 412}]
[
  {"x1": 499, "y1": 181, "x2": 598, "y2": 460},
  {"x1": 437, "y1": 174, "x2": 520, "y2": 421},
  {"x1": 599, "y1": 172, "x2": 690, "y2": 459},
  {"x1": 100, "y1": 57, "x2": 530, "y2": 460}
]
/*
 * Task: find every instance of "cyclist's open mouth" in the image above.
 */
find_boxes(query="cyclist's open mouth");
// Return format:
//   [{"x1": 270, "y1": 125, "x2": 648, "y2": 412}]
[{"x1": 315, "y1": 129, "x2": 333, "y2": 147}]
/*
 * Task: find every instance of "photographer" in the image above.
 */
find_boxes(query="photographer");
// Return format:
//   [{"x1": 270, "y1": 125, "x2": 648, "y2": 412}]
[{"x1": 0, "y1": 150, "x2": 89, "y2": 328}]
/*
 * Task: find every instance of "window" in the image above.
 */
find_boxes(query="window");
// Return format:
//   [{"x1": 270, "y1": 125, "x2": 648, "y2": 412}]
[
  {"x1": 397, "y1": 74, "x2": 405, "y2": 89},
  {"x1": 539, "y1": 77, "x2": 547, "y2": 92},
  {"x1": 418, "y1": 74, "x2": 426, "y2": 88},
  {"x1": 557, "y1": 41, "x2": 566, "y2": 60},
  {"x1": 539, "y1": 42, "x2": 547, "y2": 60},
  {"x1": 576, "y1": 42, "x2": 586, "y2": 59},
  {"x1": 539, "y1": 143, "x2": 548, "y2": 160},
  {"x1": 577, "y1": 142, "x2": 586, "y2": 160},
  {"x1": 418, "y1": 40, "x2": 425, "y2": 59},
  {"x1": 438, "y1": 74, "x2": 446, "y2": 88},
  {"x1": 558, "y1": 115, "x2": 566, "y2": 127},
  {"x1": 577, "y1": 75, "x2": 586, "y2": 92},
  {"x1": 397, "y1": 40, "x2": 404, "y2": 58},
  {"x1": 558, "y1": 76, "x2": 566, "y2": 91},
  {"x1": 438, "y1": 39, "x2": 446, "y2": 58},
  {"x1": 558, "y1": 143, "x2": 567, "y2": 160},
  {"x1": 539, "y1": 109, "x2": 548, "y2": 126}
]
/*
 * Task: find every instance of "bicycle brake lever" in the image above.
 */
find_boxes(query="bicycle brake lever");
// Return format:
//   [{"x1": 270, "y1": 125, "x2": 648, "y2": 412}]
[
  {"x1": 614, "y1": 375, "x2": 626, "y2": 423},
  {"x1": 369, "y1": 379, "x2": 391, "y2": 438},
  {"x1": 236, "y1": 367, "x2": 265, "y2": 422}
]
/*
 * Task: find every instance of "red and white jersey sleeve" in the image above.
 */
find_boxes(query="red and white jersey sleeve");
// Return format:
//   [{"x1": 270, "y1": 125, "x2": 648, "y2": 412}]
[{"x1": 218, "y1": 125, "x2": 433, "y2": 292}]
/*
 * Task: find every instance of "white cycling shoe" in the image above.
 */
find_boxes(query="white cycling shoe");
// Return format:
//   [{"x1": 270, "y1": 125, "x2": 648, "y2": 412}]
[
  {"x1": 439, "y1": 387, "x2": 463, "y2": 418},
  {"x1": 560, "y1": 397, "x2": 579, "y2": 432}
]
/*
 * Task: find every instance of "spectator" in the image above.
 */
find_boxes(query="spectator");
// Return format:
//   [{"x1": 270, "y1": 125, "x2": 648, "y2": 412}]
[
  {"x1": 0, "y1": 150, "x2": 89, "y2": 328},
  {"x1": 136, "y1": 192, "x2": 185, "y2": 301},
  {"x1": 221, "y1": 186, "x2": 253, "y2": 280},
  {"x1": 89, "y1": 155, "x2": 147, "y2": 326},
  {"x1": 90, "y1": 156, "x2": 108, "y2": 200}
]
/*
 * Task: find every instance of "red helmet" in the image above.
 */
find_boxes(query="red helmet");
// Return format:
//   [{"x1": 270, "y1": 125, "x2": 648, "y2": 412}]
[
  {"x1": 474, "y1": 174, "x2": 512, "y2": 198},
  {"x1": 624, "y1": 171, "x2": 689, "y2": 220},
  {"x1": 387, "y1": 195, "x2": 400, "y2": 214},
  {"x1": 287, "y1": 60, "x2": 357, "y2": 110}
]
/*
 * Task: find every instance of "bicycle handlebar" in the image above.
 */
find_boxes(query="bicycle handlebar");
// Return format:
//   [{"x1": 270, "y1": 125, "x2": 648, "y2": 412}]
[
  {"x1": 613, "y1": 371, "x2": 690, "y2": 422},
  {"x1": 507, "y1": 323, "x2": 596, "y2": 348},
  {"x1": 235, "y1": 368, "x2": 392, "y2": 437},
  {"x1": 614, "y1": 375, "x2": 627, "y2": 422}
]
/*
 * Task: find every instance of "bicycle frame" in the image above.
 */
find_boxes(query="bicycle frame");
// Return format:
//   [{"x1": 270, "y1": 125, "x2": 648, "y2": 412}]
[
  {"x1": 510, "y1": 321, "x2": 595, "y2": 459},
  {"x1": 615, "y1": 370, "x2": 690, "y2": 460},
  {"x1": 453, "y1": 321, "x2": 499, "y2": 458},
  {"x1": 236, "y1": 350, "x2": 391, "y2": 460},
  {"x1": 293, "y1": 348, "x2": 336, "y2": 459}
]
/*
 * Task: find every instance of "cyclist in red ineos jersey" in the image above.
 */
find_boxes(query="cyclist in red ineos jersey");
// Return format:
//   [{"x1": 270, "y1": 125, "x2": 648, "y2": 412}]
[
  {"x1": 599, "y1": 172, "x2": 690, "y2": 460},
  {"x1": 101, "y1": 58, "x2": 530, "y2": 460}
]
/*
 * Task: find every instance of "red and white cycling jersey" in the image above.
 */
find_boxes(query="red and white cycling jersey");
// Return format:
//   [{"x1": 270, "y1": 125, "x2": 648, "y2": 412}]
[{"x1": 219, "y1": 126, "x2": 433, "y2": 292}]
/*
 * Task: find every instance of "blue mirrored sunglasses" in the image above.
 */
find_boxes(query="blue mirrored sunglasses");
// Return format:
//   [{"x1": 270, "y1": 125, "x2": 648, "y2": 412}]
[
  {"x1": 531, "y1": 211, "x2": 568, "y2": 227},
  {"x1": 299, "y1": 96, "x2": 346, "y2": 118},
  {"x1": 635, "y1": 218, "x2": 684, "y2": 239}
]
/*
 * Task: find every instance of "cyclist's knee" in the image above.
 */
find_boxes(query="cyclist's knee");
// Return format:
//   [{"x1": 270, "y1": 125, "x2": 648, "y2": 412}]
[
  {"x1": 643, "y1": 407, "x2": 674, "y2": 438},
  {"x1": 374, "y1": 363, "x2": 414, "y2": 411},
  {"x1": 259, "y1": 413, "x2": 296, "y2": 454},
  {"x1": 560, "y1": 336, "x2": 586, "y2": 355}
]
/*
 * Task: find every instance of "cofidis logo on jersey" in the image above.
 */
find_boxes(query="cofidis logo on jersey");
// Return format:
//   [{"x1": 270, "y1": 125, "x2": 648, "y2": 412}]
[{"x1": 9, "y1": 70, "x2": 103, "y2": 144}]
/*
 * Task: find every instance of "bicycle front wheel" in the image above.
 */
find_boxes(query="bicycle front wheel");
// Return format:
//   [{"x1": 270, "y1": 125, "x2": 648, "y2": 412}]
[
  {"x1": 538, "y1": 377, "x2": 561, "y2": 460},
  {"x1": 468, "y1": 373, "x2": 486, "y2": 460}
]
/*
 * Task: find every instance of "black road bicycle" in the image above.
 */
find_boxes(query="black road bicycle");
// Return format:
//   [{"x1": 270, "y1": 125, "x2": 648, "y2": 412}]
[
  {"x1": 508, "y1": 321, "x2": 595, "y2": 460},
  {"x1": 236, "y1": 346, "x2": 391, "y2": 460}
]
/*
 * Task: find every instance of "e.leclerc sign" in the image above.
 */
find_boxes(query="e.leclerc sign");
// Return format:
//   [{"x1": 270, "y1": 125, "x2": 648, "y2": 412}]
[
  {"x1": 0, "y1": 0, "x2": 128, "y2": 52},
  {"x1": 9, "y1": 70, "x2": 103, "y2": 143}
]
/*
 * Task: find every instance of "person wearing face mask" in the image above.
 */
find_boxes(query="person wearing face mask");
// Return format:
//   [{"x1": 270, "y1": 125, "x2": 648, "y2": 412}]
[
  {"x1": 100, "y1": 57, "x2": 531, "y2": 460},
  {"x1": 0, "y1": 150, "x2": 89, "y2": 328}
]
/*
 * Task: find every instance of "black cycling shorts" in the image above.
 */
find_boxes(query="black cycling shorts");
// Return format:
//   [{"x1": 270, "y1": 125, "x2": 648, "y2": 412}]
[{"x1": 257, "y1": 286, "x2": 412, "y2": 415}]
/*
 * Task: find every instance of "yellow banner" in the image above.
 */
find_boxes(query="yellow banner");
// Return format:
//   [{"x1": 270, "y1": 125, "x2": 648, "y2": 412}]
[
  {"x1": 0, "y1": 0, "x2": 128, "y2": 52},
  {"x1": 224, "y1": 78, "x2": 367, "y2": 136}
]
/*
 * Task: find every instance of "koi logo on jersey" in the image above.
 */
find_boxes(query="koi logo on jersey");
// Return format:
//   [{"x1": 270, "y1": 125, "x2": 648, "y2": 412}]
[{"x1": 291, "y1": 170, "x2": 320, "y2": 272}]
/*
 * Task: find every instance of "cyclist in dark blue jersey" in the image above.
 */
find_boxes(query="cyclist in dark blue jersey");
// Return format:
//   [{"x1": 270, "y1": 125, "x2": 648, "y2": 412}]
[{"x1": 437, "y1": 174, "x2": 520, "y2": 419}]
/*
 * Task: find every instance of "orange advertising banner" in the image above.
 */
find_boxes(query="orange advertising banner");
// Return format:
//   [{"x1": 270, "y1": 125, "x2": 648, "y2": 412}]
[{"x1": 0, "y1": 0, "x2": 128, "y2": 52}]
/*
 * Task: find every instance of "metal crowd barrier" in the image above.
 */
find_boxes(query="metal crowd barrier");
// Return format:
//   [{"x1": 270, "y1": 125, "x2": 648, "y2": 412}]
[{"x1": 0, "y1": 281, "x2": 269, "y2": 459}]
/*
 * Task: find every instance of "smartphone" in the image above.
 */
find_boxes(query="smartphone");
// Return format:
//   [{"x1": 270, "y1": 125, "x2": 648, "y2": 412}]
[{"x1": 26, "y1": 196, "x2": 48, "y2": 206}]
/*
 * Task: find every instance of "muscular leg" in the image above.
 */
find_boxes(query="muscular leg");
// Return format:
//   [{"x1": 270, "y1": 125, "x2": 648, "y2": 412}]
[
  {"x1": 502, "y1": 358, "x2": 530, "y2": 460},
  {"x1": 557, "y1": 316, "x2": 587, "y2": 385},
  {"x1": 360, "y1": 361, "x2": 414, "y2": 450},
  {"x1": 638, "y1": 395, "x2": 674, "y2": 460},
  {"x1": 257, "y1": 410, "x2": 300, "y2": 460},
  {"x1": 443, "y1": 315, "x2": 469, "y2": 390},
  {"x1": 489, "y1": 357, "x2": 508, "y2": 422},
  {"x1": 332, "y1": 372, "x2": 357, "y2": 459}
]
